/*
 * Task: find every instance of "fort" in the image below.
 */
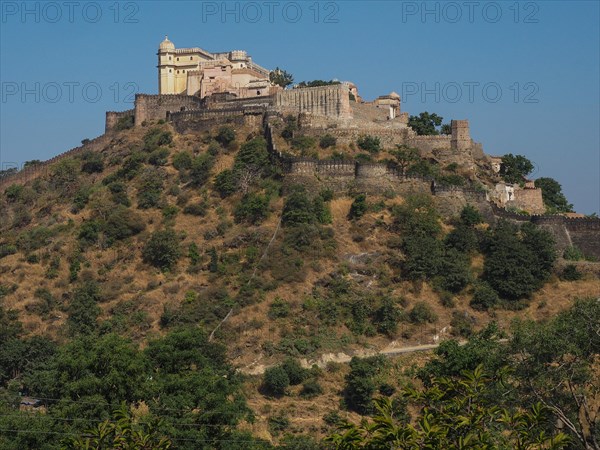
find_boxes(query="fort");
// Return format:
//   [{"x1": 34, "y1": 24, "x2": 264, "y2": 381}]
[{"x1": 2, "y1": 37, "x2": 598, "y2": 258}]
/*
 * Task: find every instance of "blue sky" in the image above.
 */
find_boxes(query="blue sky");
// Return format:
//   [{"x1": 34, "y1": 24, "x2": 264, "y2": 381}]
[{"x1": 1, "y1": 1, "x2": 598, "y2": 213}]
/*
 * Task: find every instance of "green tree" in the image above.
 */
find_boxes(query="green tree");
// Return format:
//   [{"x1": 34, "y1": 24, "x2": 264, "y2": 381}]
[
  {"x1": 391, "y1": 145, "x2": 420, "y2": 174},
  {"x1": 263, "y1": 366, "x2": 290, "y2": 396},
  {"x1": 234, "y1": 193, "x2": 270, "y2": 225},
  {"x1": 535, "y1": 177, "x2": 574, "y2": 213},
  {"x1": 343, "y1": 356, "x2": 386, "y2": 415},
  {"x1": 269, "y1": 67, "x2": 294, "y2": 88},
  {"x1": 189, "y1": 153, "x2": 215, "y2": 187},
  {"x1": 327, "y1": 365, "x2": 569, "y2": 449},
  {"x1": 348, "y1": 194, "x2": 368, "y2": 220},
  {"x1": 319, "y1": 134, "x2": 337, "y2": 149},
  {"x1": 357, "y1": 135, "x2": 381, "y2": 154},
  {"x1": 143, "y1": 229, "x2": 181, "y2": 271},
  {"x1": 67, "y1": 281, "x2": 102, "y2": 336},
  {"x1": 500, "y1": 153, "x2": 534, "y2": 184},
  {"x1": 214, "y1": 169, "x2": 237, "y2": 197},
  {"x1": 215, "y1": 126, "x2": 236, "y2": 148},
  {"x1": 408, "y1": 112, "x2": 444, "y2": 135}
]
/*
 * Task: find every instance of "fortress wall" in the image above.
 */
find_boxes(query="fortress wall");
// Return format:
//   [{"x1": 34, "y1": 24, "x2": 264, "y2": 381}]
[
  {"x1": 507, "y1": 188, "x2": 545, "y2": 214},
  {"x1": 0, "y1": 134, "x2": 110, "y2": 191},
  {"x1": 206, "y1": 96, "x2": 274, "y2": 110},
  {"x1": 300, "y1": 127, "x2": 410, "y2": 148},
  {"x1": 134, "y1": 94, "x2": 203, "y2": 126},
  {"x1": 105, "y1": 109, "x2": 134, "y2": 132},
  {"x1": 275, "y1": 84, "x2": 351, "y2": 118},
  {"x1": 407, "y1": 134, "x2": 452, "y2": 152},
  {"x1": 170, "y1": 107, "x2": 264, "y2": 134}
]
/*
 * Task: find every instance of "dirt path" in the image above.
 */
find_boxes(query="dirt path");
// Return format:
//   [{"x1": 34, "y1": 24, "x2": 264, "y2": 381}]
[{"x1": 238, "y1": 341, "x2": 457, "y2": 376}]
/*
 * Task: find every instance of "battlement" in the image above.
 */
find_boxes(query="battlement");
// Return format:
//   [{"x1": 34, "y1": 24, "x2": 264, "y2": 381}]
[{"x1": 275, "y1": 84, "x2": 351, "y2": 118}]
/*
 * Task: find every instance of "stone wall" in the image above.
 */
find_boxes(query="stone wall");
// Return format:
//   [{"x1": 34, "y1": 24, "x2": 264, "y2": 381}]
[
  {"x1": 0, "y1": 134, "x2": 111, "y2": 191},
  {"x1": 490, "y1": 204, "x2": 600, "y2": 260},
  {"x1": 274, "y1": 84, "x2": 351, "y2": 118},
  {"x1": 507, "y1": 187, "x2": 545, "y2": 214},
  {"x1": 170, "y1": 107, "x2": 265, "y2": 134},
  {"x1": 134, "y1": 94, "x2": 204, "y2": 126},
  {"x1": 105, "y1": 109, "x2": 134, "y2": 133}
]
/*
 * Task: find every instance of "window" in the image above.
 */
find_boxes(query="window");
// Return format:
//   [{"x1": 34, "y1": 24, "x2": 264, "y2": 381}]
[
  {"x1": 190, "y1": 57, "x2": 193, "y2": 60},
  {"x1": 169, "y1": 69, "x2": 172, "y2": 73},
  {"x1": 257, "y1": 90, "x2": 261, "y2": 95},
  {"x1": 177, "y1": 57, "x2": 179, "y2": 61}
]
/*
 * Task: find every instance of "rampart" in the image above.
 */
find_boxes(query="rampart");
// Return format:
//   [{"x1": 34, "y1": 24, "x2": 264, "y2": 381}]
[
  {"x1": 489, "y1": 204, "x2": 600, "y2": 260},
  {"x1": 0, "y1": 134, "x2": 110, "y2": 190},
  {"x1": 274, "y1": 84, "x2": 351, "y2": 118},
  {"x1": 134, "y1": 94, "x2": 204, "y2": 126},
  {"x1": 105, "y1": 109, "x2": 134, "y2": 133},
  {"x1": 169, "y1": 106, "x2": 265, "y2": 133}
]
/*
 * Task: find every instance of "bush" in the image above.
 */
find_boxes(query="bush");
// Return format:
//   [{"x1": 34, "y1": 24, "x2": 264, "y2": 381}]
[
  {"x1": 215, "y1": 126, "x2": 236, "y2": 147},
  {"x1": 81, "y1": 151, "x2": 104, "y2": 174},
  {"x1": 0, "y1": 244, "x2": 17, "y2": 259},
  {"x1": 357, "y1": 135, "x2": 381, "y2": 154},
  {"x1": 214, "y1": 169, "x2": 237, "y2": 197},
  {"x1": 470, "y1": 283, "x2": 499, "y2": 311},
  {"x1": 142, "y1": 229, "x2": 181, "y2": 271},
  {"x1": 137, "y1": 168, "x2": 164, "y2": 209},
  {"x1": 5, "y1": 184, "x2": 23, "y2": 202},
  {"x1": 300, "y1": 379, "x2": 323, "y2": 398},
  {"x1": 142, "y1": 128, "x2": 172, "y2": 152},
  {"x1": 103, "y1": 206, "x2": 145, "y2": 243},
  {"x1": 281, "y1": 358, "x2": 308, "y2": 385},
  {"x1": 172, "y1": 151, "x2": 193, "y2": 171},
  {"x1": 450, "y1": 311, "x2": 474, "y2": 337},
  {"x1": 561, "y1": 264, "x2": 582, "y2": 281},
  {"x1": 189, "y1": 153, "x2": 214, "y2": 187},
  {"x1": 108, "y1": 182, "x2": 130, "y2": 206},
  {"x1": 234, "y1": 193, "x2": 270, "y2": 225},
  {"x1": 319, "y1": 134, "x2": 337, "y2": 149},
  {"x1": 268, "y1": 414, "x2": 290, "y2": 435},
  {"x1": 373, "y1": 297, "x2": 403, "y2": 336},
  {"x1": 409, "y1": 302, "x2": 437, "y2": 324},
  {"x1": 344, "y1": 356, "x2": 385, "y2": 414},
  {"x1": 148, "y1": 147, "x2": 170, "y2": 166},
  {"x1": 263, "y1": 366, "x2": 290, "y2": 396},
  {"x1": 563, "y1": 246, "x2": 584, "y2": 261},
  {"x1": 348, "y1": 193, "x2": 367, "y2": 220},
  {"x1": 291, "y1": 135, "x2": 316, "y2": 151},
  {"x1": 282, "y1": 187, "x2": 317, "y2": 226},
  {"x1": 183, "y1": 202, "x2": 207, "y2": 216},
  {"x1": 268, "y1": 297, "x2": 290, "y2": 319}
]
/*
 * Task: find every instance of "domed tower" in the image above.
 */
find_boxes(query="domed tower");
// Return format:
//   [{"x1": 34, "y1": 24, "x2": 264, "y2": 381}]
[{"x1": 158, "y1": 36, "x2": 176, "y2": 94}]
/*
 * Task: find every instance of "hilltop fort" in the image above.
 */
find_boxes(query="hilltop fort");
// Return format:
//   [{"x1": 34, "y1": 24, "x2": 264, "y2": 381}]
[{"x1": 2, "y1": 38, "x2": 598, "y2": 258}]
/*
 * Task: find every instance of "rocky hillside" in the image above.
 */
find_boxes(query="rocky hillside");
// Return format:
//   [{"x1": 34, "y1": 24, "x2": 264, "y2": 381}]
[{"x1": 0, "y1": 120, "x2": 598, "y2": 446}]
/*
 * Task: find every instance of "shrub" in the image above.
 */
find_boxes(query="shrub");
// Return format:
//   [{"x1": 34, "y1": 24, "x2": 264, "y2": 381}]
[
  {"x1": 172, "y1": 151, "x2": 193, "y2": 171},
  {"x1": 214, "y1": 169, "x2": 237, "y2": 197},
  {"x1": 234, "y1": 193, "x2": 270, "y2": 225},
  {"x1": 0, "y1": 244, "x2": 17, "y2": 259},
  {"x1": 281, "y1": 358, "x2": 308, "y2": 385},
  {"x1": 183, "y1": 202, "x2": 207, "y2": 216},
  {"x1": 348, "y1": 193, "x2": 367, "y2": 220},
  {"x1": 215, "y1": 126, "x2": 236, "y2": 147},
  {"x1": 148, "y1": 147, "x2": 170, "y2": 166},
  {"x1": 450, "y1": 311, "x2": 474, "y2": 337},
  {"x1": 268, "y1": 414, "x2": 290, "y2": 435},
  {"x1": 5, "y1": 184, "x2": 23, "y2": 202},
  {"x1": 234, "y1": 137, "x2": 269, "y2": 174},
  {"x1": 72, "y1": 185, "x2": 93, "y2": 213},
  {"x1": 103, "y1": 206, "x2": 145, "y2": 243},
  {"x1": 357, "y1": 135, "x2": 381, "y2": 154},
  {"x1": 373, "y1": 297, "x2": 403, "y2": 336},
  {"x1": 437, "y1": 249, "x2": 472, "y2": 293},
  {"x1": 409, "y1": 301, "x2": 438, "y2": 324},
  {"x1": 81, "y1": 151, "x2": 104, "y2": 174},
  {"x1": 189, "y1": 153, "x2": 215, "y2": 187},
  {"x1": 67, "y1": 281, "x2": 101, "y2": 336},
  {"x1": 108, "y1": 182, "x2": 130, "y2": 206},
  {"x1": 344, "y1": 356, "x2": 385, "y2": 414},
  {"x1": 137, "y1": 168, "x2": 164, "y2": 209},
  {"x1": 282, "y1": 187, "x2": 317, "y2": 226},
  {"x1": 561, "y1": 264, "x2": 582, "y2": 281},
  {"x1": 263, "y1": 366, "x2": 290, "y2": 396},
  {"x1": 268, "y1": 297, "x2": 290, "y2": 319},
  {"x1": 470, "y1": 283, "x2": 499, "y2": 311},
  {"x1": 78, "y1": 220, "x2": 101, "y2": 246},
  {"x1": 291, "y1": 135, "x2": 316, "y2": 151},
  {"x1": 142, "y1": 229, "x2": 181, "y2": 271},
  {"x1": 142, "y1": 128, "x2": 172, "y2": 152},
  {"x1": 563, "y1": 246, "x2": 584, "y2": 261},
  {"x1": 319, "y1": 134, "x2": 337, "y2": 149},
  {"x1": 300, "y1": 379, "x2": 324, "y2": 398}
]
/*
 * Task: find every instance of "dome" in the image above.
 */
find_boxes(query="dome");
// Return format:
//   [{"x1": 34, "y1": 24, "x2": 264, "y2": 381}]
[
  {"x1": 159, "y1": 36, "x2": 175, "y2": 51},
  {"x1": 389, "y1": 91, "x2": 400, "y2": 99}
]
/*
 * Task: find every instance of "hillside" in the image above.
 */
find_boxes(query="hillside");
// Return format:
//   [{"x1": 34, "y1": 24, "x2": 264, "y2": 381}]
[{"x1": 0, "y1": 120, "x2": 598, "y2": 448}]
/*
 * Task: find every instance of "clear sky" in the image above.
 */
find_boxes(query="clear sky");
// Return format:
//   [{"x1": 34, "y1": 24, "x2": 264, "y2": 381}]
[{"x1": 1, "y1": 1, "x2": 598, "y2": 213}]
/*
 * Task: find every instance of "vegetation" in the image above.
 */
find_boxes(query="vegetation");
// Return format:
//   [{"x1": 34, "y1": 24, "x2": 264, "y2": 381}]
[
  {"x1": 269, "y1": 67, "x2": 294, "y2": 88},
  {"x1": 408, "y1": 111, "x2": 444, "y2": 135},
  {"x1": 535, "y1": 177, "x2": 574, "y2": 212},
  {"x1": 500, "y1": 153, "x2": 534, "y2": 184}
]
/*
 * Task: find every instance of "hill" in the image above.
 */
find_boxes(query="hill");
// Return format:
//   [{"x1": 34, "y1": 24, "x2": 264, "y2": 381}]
[{"x1": 0, "y1": 117, "x2": 598, "y2": 448}]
